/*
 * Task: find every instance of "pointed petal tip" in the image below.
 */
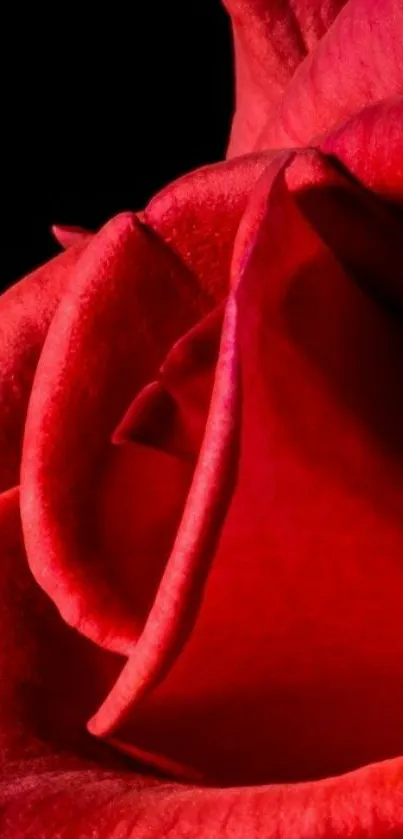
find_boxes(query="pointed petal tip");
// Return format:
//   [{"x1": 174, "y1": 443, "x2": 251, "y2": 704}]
[{"x1": 51, "y1": 224, "x2": 91, "y2": 249}]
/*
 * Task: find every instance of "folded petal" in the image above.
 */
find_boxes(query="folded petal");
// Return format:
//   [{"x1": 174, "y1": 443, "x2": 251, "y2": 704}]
[
  {"x1": 0, "y1": 487, "x2": 121, "y2": 762},
  {"x1": 88, "y1": 151, "x2": 403, "y2": 792},
  {"x1": 1, "y1": 481, "x2": 402, "y2": 837},
  {"x1": 287, "y1": 146, "x2": 403, "y2": 309},
  {"x1": 2, "y1": 160, "x2": 403, "y2": 837},
  {"x1": 52, "y1": 224, "x2": 92, "y2": 248},
  {"x1": 256, "y1": 0, "x2": 403, "y2": 151},
  {"x1": 88, "y1": 290, "x2": 240, "y2": 739},
  {"x1": 320, "y1": 96, "x2": 403, "y2": 201},
  {"x1": 20, "y1": 214, "x2": 212, "y2": 656},
  {"x1": 223, "y1": 0, "x2": 347, "y2": 156},
  {"x1": 145, "y1": 151, "x2": 274, "y2": 299},
  {"x1": 0, "y1": 241, "x2": 88, "y2": 492},
  {"x1": 114, "y1": 304, "x2": 224, "y2": 459}
]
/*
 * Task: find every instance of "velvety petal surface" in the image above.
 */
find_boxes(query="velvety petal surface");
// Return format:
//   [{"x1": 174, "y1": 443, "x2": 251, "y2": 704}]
[
  {"x1": 223, "y1": 0, "x2": 348, "y2": 156},
  {"x1": 2, "y1": 752, "x2": 402, "y2": 839},
  {"x1": 1, "y1": 435, "x2": 401, "y2": 838},
  {"x1": 0, "y1": 241, "x2": 88, "y2": 492},
  {"x1": 145, "y1": 151, "x2": 274, "y2": 300},
  {"x1": 1, "y1": 66, "x2": 403, "y2": 838},
  {"x1": 86, "y1": 150, "x2": 403, "y2": 802},
  {"x1": 0, "y1": 486, "x2": 122, "y2": 764},
  {"x1": 320, "y1": 96, "x2": 403, "y2": 201},
  {"x1": 19, "y1": 213, "x2": 213, "y2": 656},
  {"x1": 255, "y1": 0, "x2": 403, "y2": 151}
]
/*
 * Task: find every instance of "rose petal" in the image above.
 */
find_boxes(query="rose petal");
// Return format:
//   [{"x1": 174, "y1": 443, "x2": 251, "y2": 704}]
[
  {"x1": 0, "y1": 487, "x2": 121, "y2": 762},
  {"x1": 88, "y1": 152, "x2": 403, "y2": 789},
  {"x1": 91, "y1": 307, "x2": 225, "y2": 642},
  {"x1": 88, "y1": 289, "x2": 240, "y2": 737},
  {"x1": 20, "y1": 213, "x2": 212, "y2": 655},
  {"x1": 52, "y1": 224, "x2": 92, "y2": 249},
  {"x1": 223, "y1": 0, "x2": 347, "y2": 156},
  {"x1": 145, "y1": 151, "x2": 274, "y2": 300},
  {"x1": 286, "y1": 147, "x2": 403, "y2": 309},
  {"x1": 320, "y1": 96, "x2": 403, "y2": 201},
  {"x1": 1, "y1": 751, "x2": 402, "y2": 837},
  {"x1": 114, "y1": 304, "x2": 224, "y2": 458},
  {"x1": 0, "y1": 241, "x2": 88, "y2": 493},
  {"x1": 1, "y1": 487, "x2": 402, "y2": 836},
  {"x1": 256, "y1": 0, "x2": 403, "y2": 151}
]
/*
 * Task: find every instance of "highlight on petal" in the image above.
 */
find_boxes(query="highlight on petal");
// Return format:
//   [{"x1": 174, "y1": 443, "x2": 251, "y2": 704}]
[
  {"x1": 0, "y1": 239, "x2": 88, "y2": 493},
  {"x1": 1, "y1": 750, "x2": 402, "y2": 837},
  {"x1": 89, "y1": 307, "x2": 225, "y2": 655},
  {"x1": 88, "y1": 290, "x2": 240, "y2": 739},
  {"x1": 320, "y1": 96, "x2": 403, "y2": 202},
  {"x1": 52, "y1": 224, "x2": 92, "y2": 249},
  {"x1": 20, "y1": 213, "x2": 212, "y2": 656},
  {"x1": 88, "y1": 151, "x2": 403, "y2": 791},
  {"x1": 223, "y1": 0, "x2": 348, "y2": 157},
  {"x1": 255, "y1": 0, "x2": 403, "y2": 151},
  {"x1": 145, "y1": 151, "x2": 274, "y2": 300}
]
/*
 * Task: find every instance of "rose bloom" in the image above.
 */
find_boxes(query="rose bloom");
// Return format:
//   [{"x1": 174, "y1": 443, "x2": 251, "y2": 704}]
[{"x1": 1, "y1": 0, "x2": 403, "y2": 836}]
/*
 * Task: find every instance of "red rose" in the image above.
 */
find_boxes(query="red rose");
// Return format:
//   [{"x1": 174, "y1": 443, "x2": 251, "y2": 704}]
[{"x1": 1, "y1": 1, "x2": 403, "y2": 836}]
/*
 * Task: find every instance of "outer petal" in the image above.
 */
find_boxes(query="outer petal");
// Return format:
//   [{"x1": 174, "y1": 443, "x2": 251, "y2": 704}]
[
  {"x1": 255, "y1": 0, "x2": 403, "y2": 151},
  {"x1": 88, "y1": 286, "x2": 240, "y2": 739},
  {"x1": 1, "y1": 484, "x2": 402, "y2": 837},
  {"x1": 88, "y1": 152, "x2": 403, "y2": 793},
  {"x1": 1, "y1": 166, "x2": 403, "y2": 838},
  {"x1": 223, "y1": 0, "x2": 347, "y2": 156},
  {"x1": 145, "y1": 151, "x2": 274, "y2": 300},
  {"x1": 320, "y1": 96, "x2": 403, "y2": 201},
  {"x1": 1, "y1": 752, "x2": 402, "y2": 838},
  {"x1": 0, "y1": 487, "x2": 121, "y2": 763},
  {"x1": 0, "y1": 240, "x2": 88, "y2": 493},
  {"x1": 20, "y1": 213, "x2": 211, "y2": 656}
]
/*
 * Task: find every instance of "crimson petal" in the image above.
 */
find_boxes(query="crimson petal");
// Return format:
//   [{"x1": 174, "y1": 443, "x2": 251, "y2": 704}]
[
  {"x1": 256, "y1": 0, "x2": 403, "y2": 151},
  {"x1": 145, "y1": 152, "x2": 274, "y2": 300},
  {"x1": 320, "y1": 96, "x2": 403, "y2": 201},
  {"x1": 52, "y1": 224, "x2": 92, "y2": 249},
  {"x1": 0, "y1": 752, "x2": 401, "y2": 838},
  {"x1": 223, "y1": 0, "x2": 347, "y2": 156},
  {"x1": 20, "y1": 213, "x2": 211, "y2": 655},
  {"x1": 0, "y1": 240, "x2": 88, "y2": 492},
  {"x1": 87, "y1": 151, "x2": 403, "y2": 791}
]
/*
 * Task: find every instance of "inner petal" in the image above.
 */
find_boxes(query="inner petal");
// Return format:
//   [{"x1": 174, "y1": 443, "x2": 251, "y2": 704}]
[
  {"x1": 94, "y1": 153, "x2": 403, "y2": 786},
  {"x1": 97, "y1": 306, "x2": 223, "y2": 631}
]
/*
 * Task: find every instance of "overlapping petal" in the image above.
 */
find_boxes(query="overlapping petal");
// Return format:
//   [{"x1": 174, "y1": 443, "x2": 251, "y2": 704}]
[{"x1": 224, "y1": 0, "x2": 347, "y2": 156}]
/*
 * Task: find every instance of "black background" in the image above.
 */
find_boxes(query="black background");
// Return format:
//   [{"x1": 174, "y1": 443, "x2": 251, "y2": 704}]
[{"x1": 4, "y1": 2, "x2": 233, "y2": 289}]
